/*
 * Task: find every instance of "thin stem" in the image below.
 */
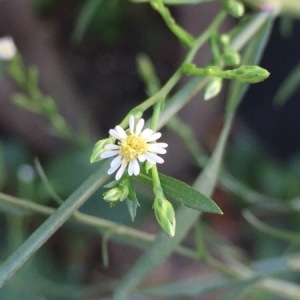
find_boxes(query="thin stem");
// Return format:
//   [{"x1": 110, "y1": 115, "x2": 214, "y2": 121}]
[
  {"x1": 150, "y1": 0, "x2": 195, "y2": 47},
  {"x1": 151, "y1": 165, "x2": 165, "y2": 205},
  {"x1": 0, "y1": 192, "x2": 197, "y2": 260},
  {"x1": 122, "y1": 10, "x2": 227, "y2": 125}
]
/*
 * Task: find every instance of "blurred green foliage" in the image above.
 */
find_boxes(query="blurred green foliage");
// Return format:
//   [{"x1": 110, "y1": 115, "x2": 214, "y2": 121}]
[{"x1": 1, "y1": 0, "x2": 300, "y2": 299}]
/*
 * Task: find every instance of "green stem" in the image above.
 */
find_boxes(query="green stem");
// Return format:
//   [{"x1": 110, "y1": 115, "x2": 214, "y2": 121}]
[
  {"x1": 151, "y1": 166, "x2": 164, "y2": 204},
  {"x1": 119, "y1": 10, "x2": 226, "y2": 129},
  {"x1": 150, "y1": 0, "x2": 195, "y2": 47},
  {"x1": 6, "y1": 215, "x2": 24, "y2": 253},
  {"x1": 0, "y1": 192, "x2": 197, "y2": 260},
  {"x1": 157, "y1": 12, "x2": 271, "y2": 130}
]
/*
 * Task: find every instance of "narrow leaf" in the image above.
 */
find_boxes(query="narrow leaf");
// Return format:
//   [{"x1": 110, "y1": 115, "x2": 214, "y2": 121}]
[
  {"x1": 138, "y1": 173, "x2": 222, "y2": 214},
  {"x1": 204, "y1": 78, "x2": 222, "y2": 100},
  {"x1": 274, "y1": 63, "x2": 300, "y2": 106},
  {"x1": 72, "y1": 0, "x2": 103, "y2": 43},
  {"x1": 126, "y1": 199, "x2": 138, "y2": 222},
  {"x1": 160, "y1": 174, "x2": 222, "y2": 214},
  {"x1": 243, "y1": 210, "x2": 300, "y2": 243}
]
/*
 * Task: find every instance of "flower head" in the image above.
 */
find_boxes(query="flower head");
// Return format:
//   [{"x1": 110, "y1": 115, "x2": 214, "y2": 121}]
[
  {"x1": 0, "y1": 36, "x2": 17, "y2": 60},
  {"x1": 103, "y1": 186, "x2": 129, "y2": 206},
  {"x1": 100, "y1": 116, "x2": 168, "y2": 180}
]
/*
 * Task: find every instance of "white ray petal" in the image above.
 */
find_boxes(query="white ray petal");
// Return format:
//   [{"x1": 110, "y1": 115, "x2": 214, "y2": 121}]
[
  {"x1": 108, "y1": 158, "x2": 122, "y2": 175},
  {"x1": 140, "y1": 128, "x2": 154, "y2": 139},
  {"x1": 105, "y1": 144, "x2": 120, "y2": 150},
  {"x1": 110, "y1": 155, "x2": 122, "y2": 168},
  {"x1": 115, "y1": 126, "x2": 127, "y2": 139},
  {"x1": 145, "y1": 132, "x2": 162, "y2": 142},
  {"x1": 135, "y1": 118, "x2": 145, "y2": 135},
  {"x1": 147, "y1": 145, "x2": 167, "y2": 154},
  {"x1": 129, "y1": 116, "x2": 135, "y2": 133},
  {"x1": 100, "y1": 150, "x2": 118, "y2": 159},
  {"x1": 133, "y1": 159, "x2": 140, "y2": 175},
  {"x1": 145, "y1": 153, "x2": 164, "y2": 164},
  {"x1": 153, "y1": 142, "x2": 168, "y2": 148},
  {"x1": 116, "y1": 161, "x2": 127, "y2": 180},
  {"x1": 128, "y1": 160, "x2": 135, "y2": 176},
  {"x1": 109, "y1": 129, "x2": 121, "y2": 139},
  {"x1": 138, "y1": 154, "x2": 146, "y2": 162}
]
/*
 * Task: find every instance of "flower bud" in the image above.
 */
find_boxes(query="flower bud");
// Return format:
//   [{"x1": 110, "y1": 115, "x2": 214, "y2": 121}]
[
  {"x1": 90, "y1": 137, "x2": 114, "y2": 163},
  {"x1": 234, "y1": 65, "x2": 270, "y2": 83},
  {"x1": 0, "y1": 36, "x2": 17, "y2": 61},
  {"x1": 219, "y1": 34, "x2": 230, "y2": 46},
  {"x1": 223, "y1": 0, "x2": 245, "y2": 18},
  {"x1": 223, "y1": 50, "x2": 241, "y2": 67},
  {"x1": 204, "y1": 78, "x2": 222, "y2": 100},
  {"x1": 103, "y1": 186, "x2": 129, "y2": 206},
  {"x1": 153, "y1": 198, "x2": 176, "y2": 237}
]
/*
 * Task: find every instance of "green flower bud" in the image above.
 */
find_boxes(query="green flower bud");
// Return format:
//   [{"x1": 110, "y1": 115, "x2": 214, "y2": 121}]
[
  {"x1": 223, "y1": 0, "x2": 245, "y2": 18},
  {"x1": 223, "y1": 50, "x2": 241, "y2": 67},
  {"x1": 219, "y1": 34, "x2": 230, "y2": 46},
  {"x1": 204, "y1": 78, "x2": 222, "y2": 101},
  {"x1": 234, "y1": 65, "x2": 270, "y2": 83},
  {"x1": 103, "y1": 186, "x2": 129, "y2": 207},
  {"x1": 153, "y1": 198, "x2": 176, "y2": 237},
  {"x1": 90, "y1": 137, "x2": 114, "y2": 163}
]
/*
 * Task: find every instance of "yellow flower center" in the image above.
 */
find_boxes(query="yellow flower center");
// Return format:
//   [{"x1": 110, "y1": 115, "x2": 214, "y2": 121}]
[{"x1": 119, "y1": 134, "x2": 148, "y2": 161}]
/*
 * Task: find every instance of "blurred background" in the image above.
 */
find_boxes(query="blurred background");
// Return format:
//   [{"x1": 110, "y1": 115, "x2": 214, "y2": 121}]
[{"x1": 1, "y1": 0, "x2": 300, "y2": 298}]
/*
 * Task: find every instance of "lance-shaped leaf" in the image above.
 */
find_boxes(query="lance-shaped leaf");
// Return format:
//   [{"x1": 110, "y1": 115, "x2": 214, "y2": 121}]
[{"x1": 138, "y1": 173, "x2": 222, "y2": 214}]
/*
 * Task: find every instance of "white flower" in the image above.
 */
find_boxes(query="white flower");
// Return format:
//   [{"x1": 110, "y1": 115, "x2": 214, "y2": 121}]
[
  {"x1": 0, "y1": 36, "x2": 17, "y2": 60},
  {"x1": 100, "y1": 116, "x2": 168, "y2": 180}
]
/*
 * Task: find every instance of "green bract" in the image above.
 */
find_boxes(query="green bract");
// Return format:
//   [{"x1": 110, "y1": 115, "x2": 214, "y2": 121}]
[
  {"x1": 90, "y1": 137, "x2": 114, "y2": 163},
  {"x1": 103, "y1": 186, "x2": 129, "y2": 206},
  {"x1": 153, "y1": 198, "x2": 176, "y2": 237},
  {"x1": 204, "y1": 77, "x2": 223, "y2": 100}
]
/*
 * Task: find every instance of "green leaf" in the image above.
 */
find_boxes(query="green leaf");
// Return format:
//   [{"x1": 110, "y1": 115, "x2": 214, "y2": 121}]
[
  {"x1": 161, "y1": 174, "x2": 222, "y2": 214},
  {"x1": 142, "y1": 274, "x2": 233, "y2": 297},
  {"x1": 26, "y1": 65, "x2": 39, "y2": 96},
  {"x1": 126, "y1": 181, "x2": 139, "y2": 221},
  {"x1": 126, "y1": 199, "x2": 138, "y2": 222},
  {"x1": 274, "y1": 63, "x2": 300, "y2": 106},
  {"x1": 204, "y1": 78, "x2": 222, "y2": 100},
  {"x1": 243, "y1": 210, "x2": 300, "y2": 243},
  {"x1": 72, "y1": 0, "x2": 103, "y2": 43},
  {"x1": 138, "y1": 173, "x2": 222, "y2": 214}
]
